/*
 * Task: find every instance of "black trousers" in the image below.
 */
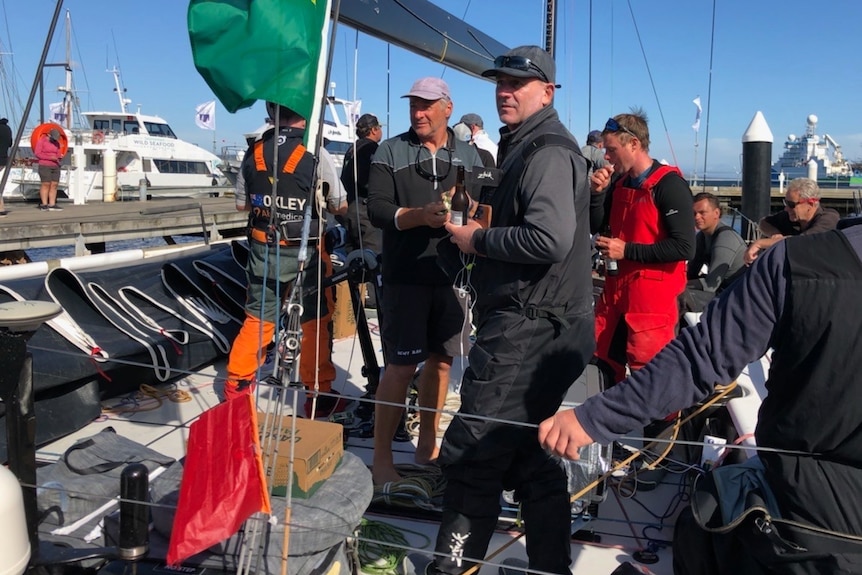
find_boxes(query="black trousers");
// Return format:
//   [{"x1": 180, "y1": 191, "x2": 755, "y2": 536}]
[{"x1": 431, "y1": 309, "x2": 594, "y2": 575}]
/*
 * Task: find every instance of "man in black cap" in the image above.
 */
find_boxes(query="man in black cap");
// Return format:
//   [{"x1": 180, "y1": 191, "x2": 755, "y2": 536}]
[
  {"x1": 581, "y1": 128, "x2": 607, "y2": 177},
  {"x1": 456, "y1": 112, "x2": 497, "y2": 166},
  {"x1": 340, "y1": 113, "x2": 384, "y2": 263},
  {"x1": 428, "y1": 45, "x2": 594, "y2": 575}
]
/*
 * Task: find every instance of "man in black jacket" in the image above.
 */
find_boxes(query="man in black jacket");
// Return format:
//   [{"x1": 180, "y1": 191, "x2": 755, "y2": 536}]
[
  {"x1": 340, "y1": 113, "x2": 383, "y2": 255},
  {"x1": 540, "y1": 225, "x2": 862, "y2": 574},
  {"x1": 429, "y1": 45, "x2": 594, "y2": 575},
  {"x1": 339, "y1": 113, "x2": 384, "y2": 307}
]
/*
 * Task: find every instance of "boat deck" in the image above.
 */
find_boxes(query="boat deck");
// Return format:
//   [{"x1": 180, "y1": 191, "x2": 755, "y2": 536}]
[
  {"x1": 26, "y1": 311, "x2": 687, "y2": 575},
  {"x1": 0, "y1": 196, "x2": 246, "y2": 255}
]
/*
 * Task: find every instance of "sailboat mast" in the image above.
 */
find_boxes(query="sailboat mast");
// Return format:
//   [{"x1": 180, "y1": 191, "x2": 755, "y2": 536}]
[
  {"x1": 0, "y1": 0, "x2": 65, "y2": 207},
  {"x1": 544, "y1": 0, "x2": 557, "y2": 57},
  {"x1": 62, "y1": 10, "x2": 72, "y2": 129}
]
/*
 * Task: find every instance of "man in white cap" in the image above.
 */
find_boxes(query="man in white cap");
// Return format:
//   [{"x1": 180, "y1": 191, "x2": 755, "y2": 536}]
[{"x1": 366, "y1": 77, "x2": 483, "y2": 485}]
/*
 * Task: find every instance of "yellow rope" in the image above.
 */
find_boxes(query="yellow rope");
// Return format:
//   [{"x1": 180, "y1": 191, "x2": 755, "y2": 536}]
[{"x1": 102, "y1": 383, "x2": 192, "y2": 414}]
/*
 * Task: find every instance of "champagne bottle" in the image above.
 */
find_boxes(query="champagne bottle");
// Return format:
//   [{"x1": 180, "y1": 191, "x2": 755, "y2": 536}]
[
  {"x1": 450, "y1": 166, "x2": 469, "y2": 226},
  {"x1": 603, "y1": 225, "x2": 619, "y2": 276}
]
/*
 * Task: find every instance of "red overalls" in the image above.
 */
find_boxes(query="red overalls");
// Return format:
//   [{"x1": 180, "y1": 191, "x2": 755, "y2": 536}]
[{"x1": 594, "y1": 166, "x2": 686, "y2": 383}]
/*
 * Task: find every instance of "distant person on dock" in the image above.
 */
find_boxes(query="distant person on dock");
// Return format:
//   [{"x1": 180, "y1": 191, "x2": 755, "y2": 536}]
[
  {"x1": 35, "y1": 128, "x2": 65, "y2": 211},
  {"x1": 590, "y1": 111, "x2": 695, "y2": 384},
  {"x1": 540, "y1": 224, "x2": 862, "y2": 574},
  {"x1": 226, "y1": 101, "x2": 348, "y2": 418},
  {"x1": 0, "y1": 117, "x2": 10, "y2": 216},
  {"x1": 366, "y1": 76, "x2": 483, "y2": 485},
  {"x1": 581, "y1": 129, "x2": 607, "y2": 177},
  {"x1": 744, "y1": 177, "x2": 840, "y2": 265},
  {"x1": 428, "y1": 46, "x2": 594, "y2": 575},
  {"x1": 681, "y1": 192, "x2": 747, "y2": 313},
  {"x1": 0, "y1": 117, "x2": 12, "y2": 166},
  {"x1": 339, "y1": 113, "x2": 384, "y2": 307}
]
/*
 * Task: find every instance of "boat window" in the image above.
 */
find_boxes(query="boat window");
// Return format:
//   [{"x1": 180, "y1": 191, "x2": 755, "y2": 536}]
[
  {"x1": 143, "y1": 122, "x2": 177, "y2": 139},
  {"x1": 111, "y1": 119, "x2": 122, "y2": 132},
  {"x1": 123, "y1": 120, "x2": 140, "y2": 135},
  {"x1": 153, "y1": 159, "x2": 211, "y2": 175},
  {"x1": 325, "y1": 141, "x2": 352, "y2": 156},
  {"x1": 92, "y1": 120, "x2": 110, "y2": 131}
]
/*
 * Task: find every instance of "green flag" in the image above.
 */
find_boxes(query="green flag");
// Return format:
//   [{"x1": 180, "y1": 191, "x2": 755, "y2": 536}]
[{"x1": 188, "y1": 0, "x2": 330, "y2": 123}]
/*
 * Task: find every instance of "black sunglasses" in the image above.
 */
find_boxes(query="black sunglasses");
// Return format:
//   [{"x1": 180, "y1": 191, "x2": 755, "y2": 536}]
[
  {"x1": 605, "y1": 118, "x2": 638, "y2": 139},
  {"x1": 415, "y1": 146, "x2": 453, "y2": 183},
  {"x1": 493, "y1": 55, "x2": 550, "y2": 84}
]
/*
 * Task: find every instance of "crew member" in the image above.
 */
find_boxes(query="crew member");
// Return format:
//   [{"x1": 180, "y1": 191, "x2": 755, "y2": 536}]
[
  {"x1": 366, "y1": 77, "x2": 484, "y2": 485},
  {"x1": 590, "y1": 111, "x2": 695, "y2": 383},
  {"x1": 428, "y1": 46, "x2": 594, "y2": 575},
  {"x1": 540, "y1": 225, "x2": 862, "y2": 574},
  {"x1": 226, "y1": 101, "x2": 348, "y2": 418},
  {"x1": 681, "y1": 192, "x2": 746, "y2": 313},
  {"x1": 745, "y1": 177, "x2": 840, "y2": 265}
]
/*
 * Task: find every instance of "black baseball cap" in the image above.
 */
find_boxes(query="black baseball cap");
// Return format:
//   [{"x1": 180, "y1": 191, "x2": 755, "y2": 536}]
[{"x1": 482, "y1": 45, "x2": 560, "y2": 88}]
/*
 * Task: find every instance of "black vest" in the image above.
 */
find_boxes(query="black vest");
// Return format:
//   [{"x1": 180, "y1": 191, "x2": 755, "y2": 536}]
[
  {"x1": 759, "y1": 230, "x2": 862, "y2": 462},
  {"x1": 472, "y1": 123, "x2": 592, "y2": 316},
  {"x1": 247, "y1": 130, "x2": 318, "y2": 241},
  {"x1": 759, "y1": 230, "x2": 862, "y2": 532}
]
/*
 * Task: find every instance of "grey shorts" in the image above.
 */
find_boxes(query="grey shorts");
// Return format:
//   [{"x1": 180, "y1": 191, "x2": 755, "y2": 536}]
[
  {"x1": 38, "y1": 165, "x2": 61, "y2": 183},
  {"x1": 380, "y1": 283, "x2": 466, "y2": 365}
]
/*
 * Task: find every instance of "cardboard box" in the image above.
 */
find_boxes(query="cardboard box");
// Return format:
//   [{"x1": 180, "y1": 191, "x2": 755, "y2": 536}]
[
  {"x1": 332, "y1": 281, "x2": 366, "y2": 339},
  {"x1": 260, "y1": 414, "x2": 343, "y2": 499}
]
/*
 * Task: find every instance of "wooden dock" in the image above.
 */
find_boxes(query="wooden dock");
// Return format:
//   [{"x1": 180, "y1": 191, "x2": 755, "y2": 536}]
[{"x1": 0, "y1": 197, "x2": 248, "y2": 256}]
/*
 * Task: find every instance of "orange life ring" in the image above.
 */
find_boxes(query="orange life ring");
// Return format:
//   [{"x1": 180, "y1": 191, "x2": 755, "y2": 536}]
[
  {"x1": 30, "y1": 122, "x2": 69, "y2": 156},
  {"x1": 92, "y1": 131, "x2": 105, "y2": 145}
]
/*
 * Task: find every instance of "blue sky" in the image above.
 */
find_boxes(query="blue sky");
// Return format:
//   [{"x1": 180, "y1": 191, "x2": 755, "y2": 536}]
[{"x1": 2, "y1": 0, "x2": 861, "y2": 179}]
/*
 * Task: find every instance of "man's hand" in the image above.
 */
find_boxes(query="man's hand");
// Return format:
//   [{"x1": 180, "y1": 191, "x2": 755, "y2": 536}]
[
  {"x1": 745, "y1": 235, "x2": 783, "y2": 265},
  {"x1": 445, "y1": 218, "x2": 482, "y2": 254},
  {"x1": 538, "y1": 409, "x2": 595, "y2": 460},
  {"x1": 744, "y1": 242, "x2": 762, "y2": 265},
  {"x1": 590, "y1": 165, "x2": 614, "y2": 193},
  {"x1": 423, "y1": 201, "x2": 450, "y2": 228},
  {"x1": 595, "y1": 234, "x2": 625, "y2": 260}
]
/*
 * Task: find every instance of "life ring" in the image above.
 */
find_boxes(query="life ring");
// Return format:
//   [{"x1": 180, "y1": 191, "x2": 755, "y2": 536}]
[
  {"x1": 30, "y1": 122, "x2": 69, "y2": 156},
  {"x1": 92, "y1": 131, "x2": 105, "y2": 145}
]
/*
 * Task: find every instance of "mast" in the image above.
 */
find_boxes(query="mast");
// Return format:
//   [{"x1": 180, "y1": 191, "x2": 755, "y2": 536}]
[
  {"x1": 111, "y1": 67, "x2": 128, "y2": 114},
  {"x1": 61, "y1": 10, "x2": 73, "y2": 128},
  {"x1": 0, "y1": 0, "x2": 65, "y2": 205},
  {"x1": 544, "y1": 0, "x2": 557, "y2": 57}
]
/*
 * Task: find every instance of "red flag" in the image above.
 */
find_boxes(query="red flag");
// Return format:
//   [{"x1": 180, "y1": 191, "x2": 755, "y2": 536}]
[{"x1": 167, "y1": 395, "x2": 271, "y2": 565}]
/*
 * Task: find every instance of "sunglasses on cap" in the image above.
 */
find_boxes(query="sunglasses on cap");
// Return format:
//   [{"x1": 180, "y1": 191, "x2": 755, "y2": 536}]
[
  {"x1": 493, "y1": 55, "x2": 550, "y2": 84},
  {"x1": 783, "y1": 197, "x2": 818, "y2": 208},
  {"x1": 605, "y1": 118, "x2": 638, "y2": 140}
]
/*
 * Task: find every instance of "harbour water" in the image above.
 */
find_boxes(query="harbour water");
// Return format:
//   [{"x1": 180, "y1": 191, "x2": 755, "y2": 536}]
[{"x1": 25, "y1": 235, "x2": 204, "y2": 263}]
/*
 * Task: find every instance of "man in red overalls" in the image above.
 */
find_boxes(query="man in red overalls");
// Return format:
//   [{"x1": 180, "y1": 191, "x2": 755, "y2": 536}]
[{"x1": 590, "y1": 110, "x2": 695, "y2": 384}]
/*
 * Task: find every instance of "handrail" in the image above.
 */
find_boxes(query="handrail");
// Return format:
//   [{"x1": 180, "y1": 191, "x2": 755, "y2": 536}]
[
  {"x1": 725, "y1": 206, "x2": 764, "y2": 244},
  {"x1": 139, "y1": 202, "x2": 209, "y2": 245}
]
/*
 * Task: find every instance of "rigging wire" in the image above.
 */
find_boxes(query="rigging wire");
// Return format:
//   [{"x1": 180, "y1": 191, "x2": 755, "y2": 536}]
[
  {"x1": 587, "y1": 0, "x2": 593, "y2": 130},
  {"x1": 701, "y1": 0, "x2": 718, "y2": 191},
  {"x1": 439, "y1": 0, "x2": 473, "y2": 81},
  {"x1": 624, "y1": 0, "x2": 678, "y2": 167}
]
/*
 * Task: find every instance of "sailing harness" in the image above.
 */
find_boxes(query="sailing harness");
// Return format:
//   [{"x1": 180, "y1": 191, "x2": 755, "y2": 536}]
[
  {"x1": 248, "y1": 138, "x2": 320, "y2": 245},
  {"x1": 246, "y1": 130, "x2": 325, "y2": 390}
]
